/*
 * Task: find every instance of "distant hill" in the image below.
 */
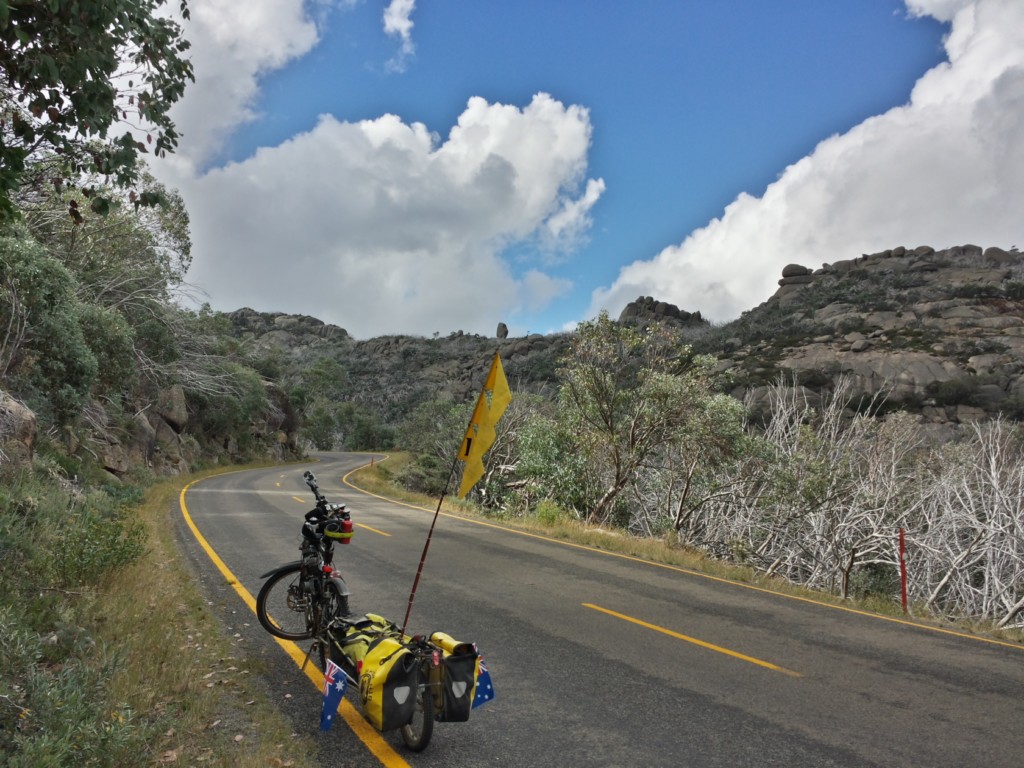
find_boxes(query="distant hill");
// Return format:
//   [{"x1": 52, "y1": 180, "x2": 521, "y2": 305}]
[{"x1": 226, "y1": 243, "x2": 1024, "y2": 433}]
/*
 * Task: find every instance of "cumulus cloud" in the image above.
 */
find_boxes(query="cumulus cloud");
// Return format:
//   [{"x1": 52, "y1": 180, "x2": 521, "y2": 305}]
[
  {"x1": 587, "y1": 0, "x2": 1024, "y2": 324},
  {"x1": 163, "y1": 0, "x2": 320, "y2": 173},
  {"x1": 178, "y1": 94, "x2": 602, "y2": 338},
  {"x1": 383, "y1": 0, "x2": 416, "y2": 72},
  {"x1": 148, "y1": 2, "x2": 602, "y2": 338}
]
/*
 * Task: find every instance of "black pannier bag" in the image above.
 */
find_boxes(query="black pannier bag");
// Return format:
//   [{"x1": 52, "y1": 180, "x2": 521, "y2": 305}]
[{"x1": 430, "y1": 632, "x2": 479, "y2": 722}]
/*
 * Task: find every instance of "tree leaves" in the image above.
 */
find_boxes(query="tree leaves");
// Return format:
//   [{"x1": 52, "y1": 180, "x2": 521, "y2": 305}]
[{"x1": 0, "y1": 0, "x2": 195, "y2": 221}]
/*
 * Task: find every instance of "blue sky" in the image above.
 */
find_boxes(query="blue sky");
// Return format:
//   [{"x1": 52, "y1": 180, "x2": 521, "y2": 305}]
[{"x1": 155, "y1": 1, "x2": 1024, "y2": 338}]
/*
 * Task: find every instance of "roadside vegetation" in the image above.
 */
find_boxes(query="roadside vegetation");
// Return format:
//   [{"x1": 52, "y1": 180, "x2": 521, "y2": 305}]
[
  {"x1": 0, "y1": 454, "x2": 319, "y2": 767},
  {"x1": 381, "y1": 314, "x2": 1024, "y2": 641},
  {"x1": 353, "y1": 448, "x2": 1024, "y2": 645}
]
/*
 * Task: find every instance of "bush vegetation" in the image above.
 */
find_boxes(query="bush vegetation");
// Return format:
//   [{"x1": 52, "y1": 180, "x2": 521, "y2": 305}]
[{"x1": 0, "y1": 455, "x2": 321, "y2": 767}]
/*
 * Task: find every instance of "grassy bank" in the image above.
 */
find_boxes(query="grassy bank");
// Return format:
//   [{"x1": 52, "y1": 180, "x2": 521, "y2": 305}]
[{"x1": 0, "y1": 462, "x2": 319, "y2": 768}]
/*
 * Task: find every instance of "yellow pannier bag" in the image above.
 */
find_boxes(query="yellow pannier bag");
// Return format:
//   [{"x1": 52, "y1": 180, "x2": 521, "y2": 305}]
[{"x1": 358, "y1": 637, "x2": 419, "y2": 731}]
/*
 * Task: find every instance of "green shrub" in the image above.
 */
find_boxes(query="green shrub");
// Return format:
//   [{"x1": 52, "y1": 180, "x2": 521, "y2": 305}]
[
  {"x1": 847, "y1": 563, "x2": 899, "y2": 600},
  {"x1": 0, "y1": 468, "x2": 151, "y2": 767},
  {"x1": 77, "y1": 304, "x2": 136, "y2": 394},
  {"x1": 949, "y1": 283, "x2": 1001, "y2": 299},
  {"x1": 1003, "y1": 281, "x2": 1024, "y2": 300},
  {"x1": 0, "y1": 233, "x2": 99, "y2": 425},
  {"x1": 396, "y1": 453, "x2": 449, "y2": 497},
  {"x1": 7, "y1": 652, "x2": 148, "y2": 767},
  {"x1": 534, "y1": 498, "x2": 570, "y2": 525},
  {"x1": 52, "y1": 496, "x2": 147, "y2": 587}
]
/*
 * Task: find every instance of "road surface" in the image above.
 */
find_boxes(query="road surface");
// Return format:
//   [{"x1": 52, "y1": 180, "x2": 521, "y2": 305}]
[{"x1": 176, "y1": 453, "x2": 1024, "y2": 767}]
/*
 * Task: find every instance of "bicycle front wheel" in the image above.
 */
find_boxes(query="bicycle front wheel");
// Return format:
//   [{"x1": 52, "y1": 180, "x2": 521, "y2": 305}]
[
  {"x1": 322, "y1": 579, "x2": 350, "y2": 624},
  {"x1": 256, "y1": 563, "x2": 314, "y2": 640},
  {"x1": 400, "y1": 679, "x2": 434, "y2": 752}
]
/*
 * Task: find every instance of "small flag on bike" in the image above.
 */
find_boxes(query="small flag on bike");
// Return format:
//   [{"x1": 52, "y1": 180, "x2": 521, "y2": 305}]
[
  {"x1": 472, "y1": 656, "x2": 495, "y2": 708},
  {"x1": 457, "y1": 353, "x2": 512, "y2": 498},
  {"x1": 320, "y1": 658, "x2": 347, "y2": 732}
]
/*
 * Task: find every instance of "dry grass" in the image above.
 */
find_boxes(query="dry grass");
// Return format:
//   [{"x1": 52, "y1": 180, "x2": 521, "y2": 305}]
[{"x1": 96, "y1": 469, "x2": 321, "y2": 768}]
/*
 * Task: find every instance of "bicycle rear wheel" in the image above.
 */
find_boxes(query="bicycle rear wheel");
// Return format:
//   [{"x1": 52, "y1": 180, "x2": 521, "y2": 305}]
[
  {"x1": 400, "y1": 679, "x2": 434, "y2": 752},
  {"x1": 256, "y1": 563, "x2": 314, "y2": 640}
]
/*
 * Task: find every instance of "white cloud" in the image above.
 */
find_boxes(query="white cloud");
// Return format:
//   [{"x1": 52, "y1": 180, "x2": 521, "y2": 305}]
[
  {"x1": 164, "y1": 0, "x2": 320, "y2": 174},
  {"x1": 383, "y1": 0, "x2": 416, "y2": 72},
  {"x1": 543, "y1": 178, "x2": 607, "y2": 254},
  {"x1": 148, "y1": 2, "x2": 601, "y2": 338},
  {"x1": 904, "y1": 0, "x2": 973, "y2": 23},
  {"x1": 176, "y1": 94, "x2": 602, "y2": 338},
  {"x1": 587, "y1": 0, "x2": 1024, "y2": 324}
]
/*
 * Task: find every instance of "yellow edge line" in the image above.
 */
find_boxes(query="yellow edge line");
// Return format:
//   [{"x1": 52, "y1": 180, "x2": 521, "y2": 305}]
[
  {"x1": 179, "y1": 475, "x2": 410, "y2": 768},
  {"x1": 583, "y1": 603, "x2": 801, "y2": 677},
  {"x1": 343, "y1": 463, "x2": 1024, "y2": 653}
]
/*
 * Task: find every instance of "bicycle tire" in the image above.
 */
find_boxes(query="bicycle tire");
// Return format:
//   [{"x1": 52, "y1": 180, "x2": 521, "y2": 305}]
[
  {"x1": 256, "y1": 563, "x2": 315, "y2": 640},
  {"x1": 400, "y1": 678, "x2": 434, "y2": 752},
  {"x1": 322, "y1": 579, "x2": 350, "y2": 625},
  {"x1": 312, "y1": 581, "x2": 349, "y2": 670}
]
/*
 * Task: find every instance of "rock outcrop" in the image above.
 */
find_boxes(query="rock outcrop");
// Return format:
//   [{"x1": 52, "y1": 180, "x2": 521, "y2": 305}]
[
  {"x1": 618, "y1": 296, "x2": 705, "y2": 328},
  {"x1": 0, "y1": 390, "x2": 36, "y2": 467},
  {"x1": 714, "y1": 244, "x2": 1024, "y2": 427}
]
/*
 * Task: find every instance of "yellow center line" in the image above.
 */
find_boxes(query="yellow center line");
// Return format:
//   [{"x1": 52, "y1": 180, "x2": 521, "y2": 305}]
[
  {"x1": 291, "y1": 495, "x2": 307, "y2": 504},
  {"x1": 343, "y1": 463, "x2": 1024, "y2": 653},
  {"x1": 584, "y1": 603, "x2": 802, "y2": 676},
  {"x1": 356, "y1": 522, "x2": 391, "y2": 537},
  {"x1": 179, "y1": 477, "x2": 410, "y2": 768}
]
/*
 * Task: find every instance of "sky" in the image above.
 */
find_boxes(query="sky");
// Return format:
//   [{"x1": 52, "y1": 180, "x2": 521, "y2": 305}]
[{"x1": 150, "y1": 0, "x2": 1024, "y2": 340}]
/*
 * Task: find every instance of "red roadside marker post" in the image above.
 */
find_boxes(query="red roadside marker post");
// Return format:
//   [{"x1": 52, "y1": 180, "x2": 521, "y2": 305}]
[{"x1": 899, "y1": 527, "x2": 908, "y2": 613}]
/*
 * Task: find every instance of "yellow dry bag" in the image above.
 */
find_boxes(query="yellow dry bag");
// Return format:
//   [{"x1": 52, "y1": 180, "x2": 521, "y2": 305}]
[{"x1": 358, "y1": 637, "x2": 419, "y2": 731}]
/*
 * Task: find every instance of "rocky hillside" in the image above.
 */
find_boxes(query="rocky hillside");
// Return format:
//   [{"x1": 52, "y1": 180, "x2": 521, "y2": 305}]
[
  {"x1": 12, "y1": 242, "x2": 1016, "y2": 477},
  {"x1": 693, "y1": 244, "x2": 1024, "y2": 430},
  {"x1": 222, "y1": 244, "x2": 1024, "y2": 435},
  {"x1": 227, "y1": 308, "x2": 571, "y2": 422}
]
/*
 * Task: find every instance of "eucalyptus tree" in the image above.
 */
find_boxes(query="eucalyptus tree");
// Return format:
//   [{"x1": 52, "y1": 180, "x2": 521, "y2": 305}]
[
  {"x1": 0, "y1": 0, "x2": 193, "y2": 220},
  {"x1": 558, "y1": 311, "x2": 729, "y2": 526}
]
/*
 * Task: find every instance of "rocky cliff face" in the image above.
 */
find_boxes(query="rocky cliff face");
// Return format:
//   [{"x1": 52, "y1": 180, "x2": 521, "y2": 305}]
[{"x1": 227, "y1": 308, "x2": 570, "y2": 422}]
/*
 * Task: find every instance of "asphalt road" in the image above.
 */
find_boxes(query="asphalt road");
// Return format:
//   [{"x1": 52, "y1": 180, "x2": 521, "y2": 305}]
[{"x1": 175, "y1": 453, "x2": 1024, "y2": 767}]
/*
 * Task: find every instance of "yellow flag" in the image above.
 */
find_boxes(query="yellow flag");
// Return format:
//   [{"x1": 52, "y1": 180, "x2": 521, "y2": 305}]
[
  {"x1": 457, "y1": 393, "x2": 490, "y2": 461},
  {"x1": 485, "y1": 352, "x2": 511, "y2": 424},
  {"x1": 456, "y1": 354, "x2": 511, "y2": 498}
]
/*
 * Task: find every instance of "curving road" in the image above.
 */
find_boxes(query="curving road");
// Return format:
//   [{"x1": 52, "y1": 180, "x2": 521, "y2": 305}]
[{"x1": 176, "y1": 453, "x2": 1024, "y2": 767}]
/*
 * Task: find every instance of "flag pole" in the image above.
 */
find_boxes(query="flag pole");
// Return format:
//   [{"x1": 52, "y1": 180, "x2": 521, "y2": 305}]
[
  {"x1": 400, "y1": 351, "x2": 508, "y2": 638},
  {"x1": 400, "y1": 452, "x2": 459, "y2": 637}
]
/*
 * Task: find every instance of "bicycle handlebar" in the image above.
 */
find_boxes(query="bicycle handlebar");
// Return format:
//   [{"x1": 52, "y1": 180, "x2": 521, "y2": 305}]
[{"x1": 300, "y1": 472, "x2": 352, "y2": 544}]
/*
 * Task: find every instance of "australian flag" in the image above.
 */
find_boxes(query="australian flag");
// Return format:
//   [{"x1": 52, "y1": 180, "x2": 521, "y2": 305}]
[
  {"x1": 472, "y1": 657, "x2": 495, "y2": 709},
  {"x1": 320, "y1": 658, "x2": 347, "y2": 731}
]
